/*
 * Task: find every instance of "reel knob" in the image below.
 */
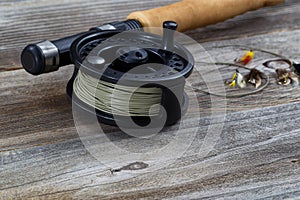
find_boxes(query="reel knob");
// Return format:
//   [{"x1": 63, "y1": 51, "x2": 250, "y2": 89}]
[{"x1": 162, "y1": 21, "x2": 178, "y2": 51}]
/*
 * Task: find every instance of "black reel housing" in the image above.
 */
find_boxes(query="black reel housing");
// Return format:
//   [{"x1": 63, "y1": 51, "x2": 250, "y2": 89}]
[
  {"x1": 21, "y1": 20, "x2": 194, "y2": 128},
  {"x1": 67, "y1": 23, "x2": 194, "y2": 127}
]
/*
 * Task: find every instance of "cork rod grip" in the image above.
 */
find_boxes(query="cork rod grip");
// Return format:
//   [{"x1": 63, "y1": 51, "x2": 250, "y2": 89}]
[{"x1": 127, "y1": 0, "x2": 285, "y2": 32}]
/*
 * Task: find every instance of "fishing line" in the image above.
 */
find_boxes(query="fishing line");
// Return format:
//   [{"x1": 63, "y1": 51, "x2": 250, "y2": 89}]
[
  {"x1": 196, "y1": 60, "x2": 270, "y2": 98},
  {"x1": 212, "y1": 45, "x2": 289, "y2": 59},
  {"x1": 73, "y1": 70, "x2": 162, "y2": 117},
  {"x1": 193, "y1": 63, "x2": 270, "y2": 98},
  {"x1": 192, "y1": 44, "x2": 299, "y2": 97},
  {"x1": 210, "y1": 44, "x2": 300, "y2": 79},
  {"x1": 192, "y1": 74, "x2": 270, "y2": 98}
]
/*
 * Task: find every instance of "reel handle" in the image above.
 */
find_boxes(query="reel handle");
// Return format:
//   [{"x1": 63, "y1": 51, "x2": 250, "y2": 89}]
[
  {"x1": 21, "y1": 20, "x2": 142, "y2": 75},
  {"x1": 127, "y1": 0, "x2": 284, "y2": 32}
]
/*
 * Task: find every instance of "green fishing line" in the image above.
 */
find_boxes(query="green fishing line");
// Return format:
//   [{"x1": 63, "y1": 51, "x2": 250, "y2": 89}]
[{"x1": 73, "y1": 70, "x2": 162, "y2": 117}]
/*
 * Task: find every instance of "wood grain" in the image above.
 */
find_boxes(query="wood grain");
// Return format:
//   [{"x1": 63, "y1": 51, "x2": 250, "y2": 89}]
[
  {"x1": 0, "y1": 0, "x2": 300, "y2": 199},
  {"x1": 187, "y1": 0, "x2": 300, "y2": 42}
]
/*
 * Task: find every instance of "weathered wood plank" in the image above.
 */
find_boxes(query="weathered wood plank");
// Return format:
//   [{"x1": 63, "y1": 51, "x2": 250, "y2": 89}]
[
  {"x1": 1, "y1": 0, "x2": 300, "y2": 199},
  {"x1": 0, "y1": 102, "x2": 299, "y2": 199},
  {"x1": 0, "y1": 29, "x2": 300, "y2": 199}
]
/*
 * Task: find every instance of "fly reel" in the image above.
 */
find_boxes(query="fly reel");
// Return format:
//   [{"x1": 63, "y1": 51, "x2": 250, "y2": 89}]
[{"x1": 22, "y1": 21, "x2": 194, "y2": 128}]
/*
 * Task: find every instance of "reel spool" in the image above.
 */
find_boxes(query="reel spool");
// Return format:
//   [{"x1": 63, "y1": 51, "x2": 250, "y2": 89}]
[{"x1": 67, "y1": 21, "x2": 194, "y2": 127}]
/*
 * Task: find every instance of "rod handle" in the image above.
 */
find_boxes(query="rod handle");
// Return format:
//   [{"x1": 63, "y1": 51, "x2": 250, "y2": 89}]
[{"x1": 127, "y1": 0, "x2": 285, "y2": 32}]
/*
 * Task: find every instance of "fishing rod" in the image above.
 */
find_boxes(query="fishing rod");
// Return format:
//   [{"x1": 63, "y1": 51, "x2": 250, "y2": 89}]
[
  {"x1": 21, "y1": 0, "x2": 285, "y2": 127},
  {"x1": 21, "y1": 0, "x2": 284, "y2": 76}
]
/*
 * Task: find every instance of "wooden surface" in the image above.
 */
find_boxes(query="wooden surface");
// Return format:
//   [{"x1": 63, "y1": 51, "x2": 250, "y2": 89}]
[{"x1": 0, "y1": 0, "x2": 300, "y2": 199}]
